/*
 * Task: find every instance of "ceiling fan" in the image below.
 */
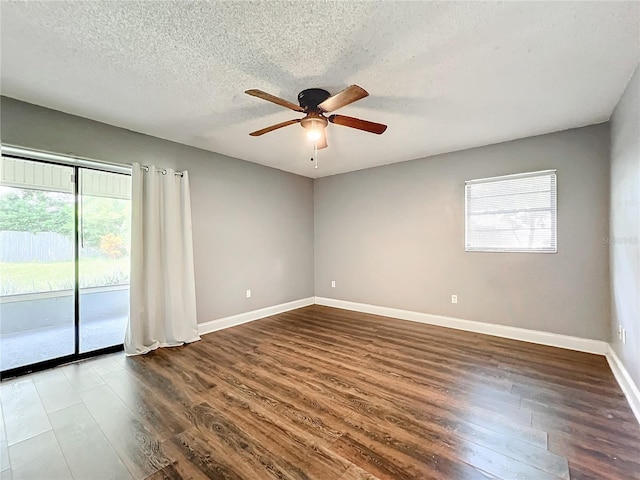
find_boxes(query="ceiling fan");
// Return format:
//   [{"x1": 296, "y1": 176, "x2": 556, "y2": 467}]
[{"x1": 244, "y1": 85, "x2": 387, "y2": 149}]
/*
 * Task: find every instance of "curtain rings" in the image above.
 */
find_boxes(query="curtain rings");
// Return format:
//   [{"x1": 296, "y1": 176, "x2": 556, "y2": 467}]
[
  {"x1": 142, "y1": 165, "x2": 166, "y2": 174},
  {"x1": 141, "y1": 165, "x2": 182, "y2": 176}
]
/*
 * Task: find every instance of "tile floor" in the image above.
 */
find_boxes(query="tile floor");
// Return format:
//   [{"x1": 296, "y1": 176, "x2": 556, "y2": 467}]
[{"x1": 0, "y1": 353, "x2": 132, "y2": 480}]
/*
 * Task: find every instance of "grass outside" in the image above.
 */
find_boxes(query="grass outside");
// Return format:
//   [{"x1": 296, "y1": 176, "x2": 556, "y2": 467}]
[{"x1": 0, "y1": 258, "x2": 129, "y2": 295}]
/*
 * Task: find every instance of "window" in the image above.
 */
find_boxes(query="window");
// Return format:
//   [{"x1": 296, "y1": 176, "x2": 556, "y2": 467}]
[{"x1": 465, "y1": 170, "x2": 557, "y2": 253}]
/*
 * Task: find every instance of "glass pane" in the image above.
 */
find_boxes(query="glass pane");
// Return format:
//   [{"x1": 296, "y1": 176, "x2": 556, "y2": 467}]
[
  {"x1": 0, "y1": 163, "x2": 76, "y2": 371},
  {"x1": 78, "y1": 169, "x2": 131, "y2": 353}
]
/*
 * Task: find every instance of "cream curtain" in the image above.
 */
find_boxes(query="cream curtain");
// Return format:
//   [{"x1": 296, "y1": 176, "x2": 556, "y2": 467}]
[{"x1": 124, "y1": 163, "x2": 200, "y2": 355}]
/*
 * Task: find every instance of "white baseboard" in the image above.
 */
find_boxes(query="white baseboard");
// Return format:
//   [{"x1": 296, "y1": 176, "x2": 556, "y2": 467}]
[
  {"x1": 198, "y1": 297, "x2": 315, "y2": 336},
  {"x1": 314, "y1": 297, "x2": 609, "y2": 355},
  {"x1": 606, "y1": 346, "x2": 640, "y2": 424}
]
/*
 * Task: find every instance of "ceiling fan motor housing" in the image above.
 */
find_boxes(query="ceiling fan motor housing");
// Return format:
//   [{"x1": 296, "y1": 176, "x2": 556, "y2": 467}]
[{"x1": 298, "y1": 88, "x2": 331, "y2": 111}]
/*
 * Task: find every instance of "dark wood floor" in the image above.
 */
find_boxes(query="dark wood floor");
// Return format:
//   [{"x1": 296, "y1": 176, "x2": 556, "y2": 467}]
[{"x1": 1, "y1": 305, "x2": 639, "y2": 480}]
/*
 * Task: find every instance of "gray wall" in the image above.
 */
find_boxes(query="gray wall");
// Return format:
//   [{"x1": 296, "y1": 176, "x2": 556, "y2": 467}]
[
  {"x1": 610, "y1": 65, "x2": 640, "y2": 387},
  {"x1": 0, "y1": 96, "x2": 315, "y2": 323},
  {"x1": 0, "y1": 96, "x2": 615, "y2": 345},
  {"x1": 315, "y1": 124, "x2": 611, "y2": 341}
]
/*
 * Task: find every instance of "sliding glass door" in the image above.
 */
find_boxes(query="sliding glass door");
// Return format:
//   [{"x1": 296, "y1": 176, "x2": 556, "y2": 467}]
[
  {"x1": 0, "y1": 157, "x2": 131, "y2": 375},
  {"x1": 0, "y1": 161, "x2": 76, "y2": 371},
  {"x1": 79, "y1": 168, "x2": 131, "y2": 353}
]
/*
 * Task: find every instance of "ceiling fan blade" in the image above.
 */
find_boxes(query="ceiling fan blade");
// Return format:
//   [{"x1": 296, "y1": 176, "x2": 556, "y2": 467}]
[
  {"x1": 318, "y1": 85, "x2": 368, "y2": 112},
  {"x1": 328, "y1": 114, "x2": 387, "y2": 135},
  {"x1": 249, "y1": 119, "x2": 301, "y2": 136},
  {"x1": 245, "y1": 89, "x2": 304, "y2": 112},
  {"x1": 317, "y1": 129, "x2": 328, "y2": 149}
]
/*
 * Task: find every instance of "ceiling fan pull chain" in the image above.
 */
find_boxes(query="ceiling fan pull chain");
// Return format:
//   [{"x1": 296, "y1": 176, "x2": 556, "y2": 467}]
[{"x1": 314, "y1": 143, "x2": 318, "y2": 169}]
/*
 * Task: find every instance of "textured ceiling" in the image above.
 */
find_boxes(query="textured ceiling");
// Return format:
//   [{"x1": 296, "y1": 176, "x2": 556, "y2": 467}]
[{"x1": 1, "y1": 1, "x2": 639, "y2": 178}]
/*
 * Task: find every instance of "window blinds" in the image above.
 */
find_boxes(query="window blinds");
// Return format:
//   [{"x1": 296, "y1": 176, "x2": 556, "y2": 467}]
[{"x1": 465, "y1": 170, "x2": 557, "y2": 253}]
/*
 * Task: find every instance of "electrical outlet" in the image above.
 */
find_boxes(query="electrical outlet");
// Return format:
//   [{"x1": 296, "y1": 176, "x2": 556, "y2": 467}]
[
  {"x1": 622, "y1": 328, "x2": 627, "y2": 344},
  {"x1": 451, "y1": 294, "x2": 458, "y2": 304},
  {"x1": 331, "y1": 280, "x2": 336, "y2": 288},
  {"x1": 246, "y1": 289, "x2": 251, "y2": 298}
]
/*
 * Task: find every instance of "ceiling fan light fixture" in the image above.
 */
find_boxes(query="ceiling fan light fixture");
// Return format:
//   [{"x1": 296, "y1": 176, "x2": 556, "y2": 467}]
[
  {"x1": 300, "y1": 115, "x2": 328, "y2": 144},
  {"x1": 307, "y1": 129, "x2": 322, "y2": 141}
]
